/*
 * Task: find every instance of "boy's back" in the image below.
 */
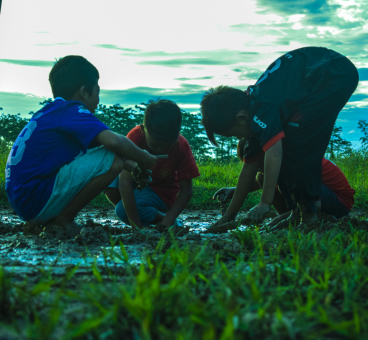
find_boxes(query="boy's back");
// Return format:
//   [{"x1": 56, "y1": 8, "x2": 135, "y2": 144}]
[{"x1": 6, "y1": 98, "x2": 109, "y2": 221}]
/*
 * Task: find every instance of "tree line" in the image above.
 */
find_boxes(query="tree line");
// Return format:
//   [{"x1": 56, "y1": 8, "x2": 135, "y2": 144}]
[{"x1": 0, "y1": 100, "x2": 366, "y2": 161}]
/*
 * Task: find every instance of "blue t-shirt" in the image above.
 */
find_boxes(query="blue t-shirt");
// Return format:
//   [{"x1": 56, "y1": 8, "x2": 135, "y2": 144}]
[{"x1": 5, "y1": 98, "x2": 109, "y2": 221}]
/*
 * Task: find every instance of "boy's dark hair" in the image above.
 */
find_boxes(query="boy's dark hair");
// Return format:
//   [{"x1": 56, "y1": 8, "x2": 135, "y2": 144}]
[
  {"x1": 237, "y1": 138, "x2": 246, "y2": 162},
  {"x1": 49, "y1": 56, "x2": 99, "y2": 100},
  {"x1": 200, "y1": 85, "x2": 250, "y2": 146},
  {"x1": 144, "y1": 99, "x2": 182, "y2": 144}
]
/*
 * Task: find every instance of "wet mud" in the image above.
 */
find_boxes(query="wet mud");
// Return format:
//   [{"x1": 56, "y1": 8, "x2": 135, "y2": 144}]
[
  {"x1": 1, "y1": 205, "x2": 367, "y2": 282},
  {"x1": 0, "y1": 206, "x2": 239, "y2": 281}
]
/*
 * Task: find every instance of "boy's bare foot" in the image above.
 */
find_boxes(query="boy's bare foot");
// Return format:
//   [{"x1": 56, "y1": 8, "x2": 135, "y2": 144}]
[{"x1": 45, "y1": 220, "x2": 83, "y2": 238}]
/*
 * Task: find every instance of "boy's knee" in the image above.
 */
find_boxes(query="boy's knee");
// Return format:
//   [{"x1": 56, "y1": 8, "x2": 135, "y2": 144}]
[{"x1": 109, "y1": 155, "x2": 125, "y2": 175}]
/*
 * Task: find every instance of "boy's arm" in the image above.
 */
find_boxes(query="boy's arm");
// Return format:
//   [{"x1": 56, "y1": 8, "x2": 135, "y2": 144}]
[
  {"x1": 160, "y1": 179, "x2": 193, "y2": 227},
  {"x1": 212, "y1": 161, "x2": 259, "y2": 226},
  {"x1": 119, "y1": 170, "x2": 143, "y2": 228},
  {"x1": 95, "y1": 130, "x2": 156, "y2": 169},
  {"x1": 246, "y1": 139, "x2": 283, "y2": 221}
]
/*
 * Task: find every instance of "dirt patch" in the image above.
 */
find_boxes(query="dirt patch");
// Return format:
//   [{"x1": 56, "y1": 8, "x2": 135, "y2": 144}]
[{"x1": 0, "y1": 205, "x2": 367, "y2": 281}]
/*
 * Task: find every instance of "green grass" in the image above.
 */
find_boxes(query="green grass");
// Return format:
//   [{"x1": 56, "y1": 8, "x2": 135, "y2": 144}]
[
  {"x1": 2, "y1": 225, "x2": 368, "y2": 338},
  {"x1": 1, "y1": 149, "x2": 368, "y2": 210},
  {"x1": 2, "y1": 148, "x2": 368, "y2": 337},
  {"x1": 333, "y1": 152, "x2": 368, "y2": 209},
  {"x1": 0, "y1": 144, "x2": 9, "y2": 204}
]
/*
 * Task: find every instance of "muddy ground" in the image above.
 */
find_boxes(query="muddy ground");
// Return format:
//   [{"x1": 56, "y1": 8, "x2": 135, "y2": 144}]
[
  {"x1": 0, "y1": 205, "x2": 249, "y2": 282},
  {"x1": 1, "y1": 205, "x2": 367, "y2": 283}
]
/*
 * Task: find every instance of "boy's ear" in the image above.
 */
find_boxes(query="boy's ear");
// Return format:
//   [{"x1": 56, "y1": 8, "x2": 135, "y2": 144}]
[
  {"x1": 70, "y1": 86, "x2": 87, "y2": 102},
  {"x1": 235, "y1": 109, "x2": 249, "y2": 123}
]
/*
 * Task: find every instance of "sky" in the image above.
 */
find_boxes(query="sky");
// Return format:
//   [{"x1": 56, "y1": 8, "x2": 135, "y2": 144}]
[{"x1": 0, "y1": 0, "x2": 367, "y2": 147}]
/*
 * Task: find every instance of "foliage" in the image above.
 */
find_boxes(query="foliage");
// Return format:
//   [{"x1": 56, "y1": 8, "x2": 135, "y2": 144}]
[
  {"x1": 95, "y1": 104, "x2": 144, "y2": 136},
  {"x1": 333, "y1": 149, "x2": 368, "y2": 209},
  {"x1": 326, "y1": 125, "x2": 352, "y2": 159},
  {"x1": 181, "y1": 111, "x2": 213, "y2": 161},
  {"x1": 0, "y1": 109, "x2": 28, "y2": 146},
  {"x1": 358, "y1": 119, "x2": 368, "y2": 149},
  {"x1": 0, "y1": 101, "x2": 240, "y2": 162},
  {"x1": 0, "y1": 141, "x2": 11, "y2": 204}
]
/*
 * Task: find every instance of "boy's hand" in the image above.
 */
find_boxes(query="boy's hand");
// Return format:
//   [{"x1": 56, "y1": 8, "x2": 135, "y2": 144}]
[
  {"x1": 132, "y1": 166, "x2": 153, "y2": 190},
  {"x1": 213, "y1": 187, "x2": 236, "y2": 202},
  {"x1": 242, "y1": 202, "x2": 270, "y2": 224},
  {"x1": 210, "y1": 213, "x2": 235, "y2": 227},
  {"x1": 137, "y1": 150, "x2": 157, "y2": 170}
]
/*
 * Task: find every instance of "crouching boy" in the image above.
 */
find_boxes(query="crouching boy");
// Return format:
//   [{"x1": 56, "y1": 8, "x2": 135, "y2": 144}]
[
  {"x1": 201, "y1": 47, "x2": 358, "y2": 227},
  {"x1": 5, "y1": 56, "x2": 157, "y2": 229},
  {"x1": 105, "y1": 100, "x2": 200, "y2": 228},
  {"x1": 213, "y1": 139, "x2": 355, "y2": 227}
]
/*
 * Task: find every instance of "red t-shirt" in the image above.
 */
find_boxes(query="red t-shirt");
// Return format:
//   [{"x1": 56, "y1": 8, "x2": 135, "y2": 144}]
[
  {"x1": 245, "y1": 156, "x2": 355, "y2": 210},
  {"x1": 127, "y1": 125, "x2": 200, "y2": 208},
  {"x1": 321, "y1": 158, "x2": 355, "y2": 210}
]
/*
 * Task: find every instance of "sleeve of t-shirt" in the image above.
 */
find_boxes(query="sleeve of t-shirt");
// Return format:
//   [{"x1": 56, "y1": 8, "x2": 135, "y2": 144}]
[
  {"x1": 56, "y1": 102, "x2": 109, "y2": 148},
  {"x1": 126, "y1": 125, "x2": 145, "y2": 148},
  {"x1": 250, "y1": 102, "x2": 285, "y2": 152},
  {"x1": 243, "y1": 136, "x2": 264, "y2": 164},
  {"x1": 176, "y1": 137, "x2": 200, "y2": 181}
]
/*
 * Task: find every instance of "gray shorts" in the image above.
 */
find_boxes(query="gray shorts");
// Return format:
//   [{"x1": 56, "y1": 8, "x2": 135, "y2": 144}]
[{"x1": 31, "y1": 146, "x2": 115, "y2": 224}]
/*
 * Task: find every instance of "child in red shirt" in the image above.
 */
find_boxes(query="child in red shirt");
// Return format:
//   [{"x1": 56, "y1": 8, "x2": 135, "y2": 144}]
[
  {"x1": 214, "y1": 139, "x2": 355, "y2": 225},
  {"x1": 105, "y1": 100, "x2": 200, "y2": 228}
]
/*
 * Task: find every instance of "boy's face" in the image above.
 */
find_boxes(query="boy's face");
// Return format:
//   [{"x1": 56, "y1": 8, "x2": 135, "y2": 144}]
[
  {"x1": 79, "y1": 82, "x2": 100, "y2": 113},
  {"x1": 141, "y1": 125, "x2": 177, "y2": 155},
  {"x1": 220, "y1": 109, "x2": 253, "y2": 139}
]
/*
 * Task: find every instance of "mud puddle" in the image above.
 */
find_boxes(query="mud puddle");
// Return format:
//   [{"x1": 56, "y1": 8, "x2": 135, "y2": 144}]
[
  {"x1": 0, "y1": 206, "x2": 251, "y2": 280},
  {"x1": 1, "y1": 204, "x2": 367, "y2": 282}
]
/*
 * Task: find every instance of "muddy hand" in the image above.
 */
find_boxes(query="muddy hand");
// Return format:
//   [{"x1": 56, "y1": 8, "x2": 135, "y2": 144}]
[
  {"x1": 203, "y1": 220, "x2": 240, "y2": 234},
  {"x1": 212, "y1": 187, "x2": 235, "y2": 202},
  {"x1": 210, "y1": 214, "x2": 234, "y2": 228},
  {"x1": 242, "y1": 203, "x2": 270, "y2": 224},
  {"x1": 132, "y1": 167, "x2": 153, "y2": 190}
]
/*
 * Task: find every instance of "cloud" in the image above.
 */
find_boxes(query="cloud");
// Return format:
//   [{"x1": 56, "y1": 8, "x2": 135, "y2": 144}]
[
  {"x1": 94, "y1": 46, "x2": 262, "y2": 67},
  {"x1": 179, "y1": 83, "x2": 207, "y2": 90},
  {"x1": 256, "y1": 0, "x2": 343, "y2": 26},
  {"x1": 0, "y1": 59, "x2": 55, "y2": 67},
  {"x1": 100, "y1": 86, "x2": 205, "y2": 109},
  {"x1": 175, "y1": 76, "x2": 213, "y2": 81},
  {"x1": 349, "y1": 130, "x2": 356, "y2": 134},
  {"x1": 350, "y1": 93, "x2": 368, "y2": 102},
  {"x1": 358, "y1": 68, "x2": 368, "y2": 81},
  {"x1": 137, "y1": 58, "x2": 233, "y2": 67},
  {"x1": 237, "y1": 69, "x2": 263, "y2": 81},
  {"x1": 35, "y1": 42, "x2": 79, "y2": 46},
  {"x1": 229, "y1": 1, "x2": 368, "y2": 61},
  {"x1": 0, "y1": 92, "x2": 50, "y2": 116},
  {"x1": 93, "y1": 44, "x2": 141, "y2": 52}
]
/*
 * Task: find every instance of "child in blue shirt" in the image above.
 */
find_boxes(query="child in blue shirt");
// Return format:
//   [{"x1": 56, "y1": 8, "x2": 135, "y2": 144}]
[{"x1": 5, "y1": 56, "x2": 157, "y2": 230}]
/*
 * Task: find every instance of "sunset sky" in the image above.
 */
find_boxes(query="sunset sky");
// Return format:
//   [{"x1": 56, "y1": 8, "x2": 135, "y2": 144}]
[{"x1": 0, "y1": 0, "x2": 367, "y2": 146}]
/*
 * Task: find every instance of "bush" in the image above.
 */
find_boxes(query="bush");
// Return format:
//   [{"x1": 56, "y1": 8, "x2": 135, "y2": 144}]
[{"x1": 0, "y1": 143, "x2": 9, "y2": 204}]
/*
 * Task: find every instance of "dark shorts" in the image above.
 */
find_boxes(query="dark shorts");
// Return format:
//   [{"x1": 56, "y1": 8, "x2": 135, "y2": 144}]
[
  {"x1": 278, "y1": 55, "x2": 359, "y2": 212},
  {"x1": 320, "y1": 184, "x2": 350, "y2": 218}
]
